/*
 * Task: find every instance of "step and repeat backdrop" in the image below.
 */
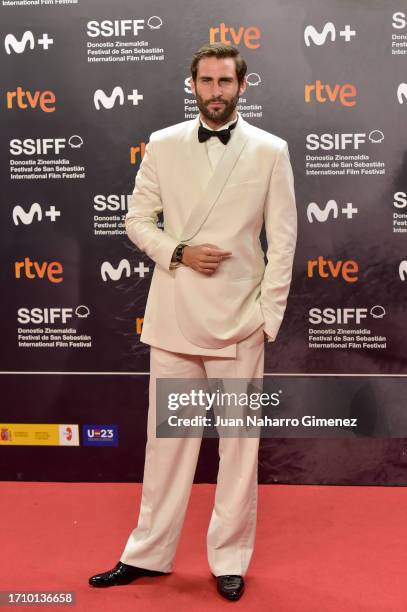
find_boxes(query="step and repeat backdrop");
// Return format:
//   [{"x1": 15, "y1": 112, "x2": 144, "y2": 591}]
[{"x1": 1, "y1": 0, "x2": 407, "y2": 483}]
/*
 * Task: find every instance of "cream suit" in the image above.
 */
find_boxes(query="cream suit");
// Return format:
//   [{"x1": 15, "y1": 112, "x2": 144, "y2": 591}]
[
  {"x1": 125, "y1": 112, "x2": 297, "y2": 357},
  {"x1": 120, "y1": 112, "x2": 297, "y2": 576}
]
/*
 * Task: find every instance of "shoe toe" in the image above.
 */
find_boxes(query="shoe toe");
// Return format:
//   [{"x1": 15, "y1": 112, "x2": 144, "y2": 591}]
[{"x1": 216, "y1": 575, "x2": 244, "y2": 601}]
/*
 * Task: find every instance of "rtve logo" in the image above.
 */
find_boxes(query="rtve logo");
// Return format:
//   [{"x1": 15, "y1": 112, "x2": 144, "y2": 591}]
[
  {"x1": 13, "y1": 202, "x2": 61, "y2": 225},
  {"x1": 209, "y1": 23, "x2": 261, "y2": 49},
  {"x1": 4, "y1": 31, "x2": 54, "y2": 54},
  {"x1": 86, "y1": 17, "x2": 163, "y2": 38},
  {"x1": 307, "y1": 257, "x2": 359, "y2": 283},
  {"x1": 306, "y1": 130, "x2": 384, "y2": 151},
  {"x1": 307, "y1": 200, "x2": 358, "y2": 223},
  {"x1": 15, "y1": 257, "x2": 63, "y2": 283},
  {"x1": 101, "y1": 259, "x2": 150, "y2": 281},
  {"x1": 305, "y1": 80, "x2": 357, "y2": 107},
  {"x1": 394, "y1": 192, "x2": 407, "y2": 208},
  {"x1": 304, "y1": 22, "x2": 356, "y2": 46},
  {"x1": 94, "y1": 87, "x2": 143, "y2": 110},
  {"x1": 5, "y1": 87, "x2": 56, "y2": 112},
  {"x1": 135, "y1": 317, "x2": 144, "y2": 335},
  {"x1": 10, "y1": 135, "x2": 83, "y2": 156},
  {"x1": 130, "y1": 142, "x2": 146, "y2": 165},
  {"x1": 93, "y1": 194, "x2": 130, "y2": 211}
]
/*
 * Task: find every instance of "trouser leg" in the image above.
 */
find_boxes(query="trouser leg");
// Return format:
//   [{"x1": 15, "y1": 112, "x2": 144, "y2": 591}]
[
  {"x1": 203, "y1": 326, "x2": 265, "y2": 576},
  {"x1": 120, "y1": 346, "x2": 206, "y2": 572}
]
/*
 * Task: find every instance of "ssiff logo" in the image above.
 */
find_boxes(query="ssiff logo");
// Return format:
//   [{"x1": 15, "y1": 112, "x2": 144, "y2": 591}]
[
  {"x1": 209, "y1": 23, "x2": 261, "y2": 48},
  {"x1": 87, "y1": 18, "x2": 163, "y2": 38},
  {"x1": 304, "y1": 22, "x2": 356, "y2": 46},
  {"x1": 4, "y1": 31, "x2": 54, "y2": 54},
  {"x1": 393, "y1": 12, "x2": 407, "y2": 29},
  {"x1": 10, "y1": 135, "x2": 83, "y2": 156},
  {"x1": 82, "y1": 425, "x2": 118, "y2": 446},
  {"x1": 306, "y1": 131, "x2": 384, "y2": 151},
  {"x1": 17, "y1": 306, "x2": 90, "y2": 325},
  {"x1": 93, "y1": 194, "x2": 131, "y2": 211},
  {"x1": 394, "y1": 192, "x2": 407, "y2": 208},
  {"x1": 309, "y1": 306, "x2": 386, "y2": 324}
]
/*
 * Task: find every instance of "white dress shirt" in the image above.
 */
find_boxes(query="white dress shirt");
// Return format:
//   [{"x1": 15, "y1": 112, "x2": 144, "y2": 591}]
[{"x1": 199, "y1": 115, "x2": 238, "y2": 172}]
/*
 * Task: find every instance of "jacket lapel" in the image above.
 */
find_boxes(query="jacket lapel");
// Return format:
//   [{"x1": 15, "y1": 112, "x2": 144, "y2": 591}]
[{"x1": 180, "y1": 113, "x2": 249, "y2": 242}]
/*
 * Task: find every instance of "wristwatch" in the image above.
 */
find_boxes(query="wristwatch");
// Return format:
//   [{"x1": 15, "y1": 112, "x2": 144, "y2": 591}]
[{"x1": 173, "y1": 243, "x2": 187, "y2": 264}]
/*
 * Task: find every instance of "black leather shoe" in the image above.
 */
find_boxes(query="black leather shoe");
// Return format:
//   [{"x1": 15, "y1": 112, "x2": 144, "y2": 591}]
[
  {"x1": 88, "y1": 561, "x2": 168, "y2": 587},
  {"x1": 215, "y1": 574, "x2": 245, "y2": 601}
]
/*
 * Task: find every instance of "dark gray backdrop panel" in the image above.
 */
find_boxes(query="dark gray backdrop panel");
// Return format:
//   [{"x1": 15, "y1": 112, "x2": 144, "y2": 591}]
[{"x1": 1, "y1": 0, "x2": 407, "y2": 483}]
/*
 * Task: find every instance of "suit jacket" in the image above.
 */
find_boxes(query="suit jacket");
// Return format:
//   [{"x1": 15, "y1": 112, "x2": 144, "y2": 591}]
[{"x1": 125, "y1": 113, "x2": 297, "y2": 356}]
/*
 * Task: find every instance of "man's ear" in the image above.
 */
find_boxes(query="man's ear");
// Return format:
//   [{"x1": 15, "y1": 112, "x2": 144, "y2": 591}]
[
  {"x1": 238, "y1": 77, "x2": 247, "y2": 97},
  {"x1": 189, "y1": 76, "x2": 196, "y2": 95}
]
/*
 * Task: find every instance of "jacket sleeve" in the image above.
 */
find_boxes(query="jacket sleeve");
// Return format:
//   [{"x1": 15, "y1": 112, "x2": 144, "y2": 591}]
[
  {"x1": 260, "y1": 141, "x2": 297, "y2": 341},
  {"x1": 125, "y1": 138, "x2": 180, "y2": 271}
]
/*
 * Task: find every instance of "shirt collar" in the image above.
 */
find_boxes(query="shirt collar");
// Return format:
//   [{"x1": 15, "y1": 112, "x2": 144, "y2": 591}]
[{"x1": 199, "y1": 113, "x2": 239, "y2": 132}]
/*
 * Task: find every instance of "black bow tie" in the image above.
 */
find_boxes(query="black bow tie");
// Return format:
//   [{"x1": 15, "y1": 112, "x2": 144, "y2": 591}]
[{"x1": 198, "y1": 119, "x2": 238, "y2": 145}]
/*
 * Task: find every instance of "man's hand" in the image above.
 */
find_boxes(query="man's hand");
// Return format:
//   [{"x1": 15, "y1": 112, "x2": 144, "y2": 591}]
[{"x1": 182, "y1": 243, "x2": 232, "y2": 275}]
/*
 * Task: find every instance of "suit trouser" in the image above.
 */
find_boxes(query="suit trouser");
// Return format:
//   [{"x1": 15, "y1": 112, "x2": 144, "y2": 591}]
[{"x1": 120, "y1": 325, "x2": 265, "y2": 576}]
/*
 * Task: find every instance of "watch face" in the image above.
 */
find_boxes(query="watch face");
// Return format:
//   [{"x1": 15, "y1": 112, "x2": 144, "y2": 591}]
[{"x1": 176, "y1": 245, "x2": 184, "y2": 262}]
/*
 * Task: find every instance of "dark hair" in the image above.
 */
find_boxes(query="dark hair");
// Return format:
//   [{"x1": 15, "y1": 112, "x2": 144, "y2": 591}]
[{"x1": 190, "y1": 43, "x2": 247, "y2": 84}]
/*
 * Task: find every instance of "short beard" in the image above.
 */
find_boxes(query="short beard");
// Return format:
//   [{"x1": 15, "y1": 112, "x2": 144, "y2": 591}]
[{"x1": 195, "y1": 90, "x2": 240, "y2": 126}]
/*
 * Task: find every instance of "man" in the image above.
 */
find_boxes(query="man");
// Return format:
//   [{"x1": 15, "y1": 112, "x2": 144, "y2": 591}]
[{"x1": 89, "y1": 43, "x2": 297, "y2": 601}]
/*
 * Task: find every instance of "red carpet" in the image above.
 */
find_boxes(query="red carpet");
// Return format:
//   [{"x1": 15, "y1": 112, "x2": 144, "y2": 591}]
[{"x1": 1, "y1": 482, "x2": 406, "y2": 611}]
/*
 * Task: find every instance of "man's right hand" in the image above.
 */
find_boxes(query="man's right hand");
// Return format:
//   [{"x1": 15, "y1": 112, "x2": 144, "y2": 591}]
[{"x1": 182, "y1": 243, "x2": 232, "y2": 275}]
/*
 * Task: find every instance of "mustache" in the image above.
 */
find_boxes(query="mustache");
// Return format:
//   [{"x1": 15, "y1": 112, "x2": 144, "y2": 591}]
[{"x1": 206, "y1": 98, "x2": 227, "y2": 104}]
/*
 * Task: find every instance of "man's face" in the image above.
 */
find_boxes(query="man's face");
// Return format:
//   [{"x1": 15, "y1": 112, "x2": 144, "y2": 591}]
[{"x1": 190, "y1": 57, "x2": 246, "y2": 126}]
